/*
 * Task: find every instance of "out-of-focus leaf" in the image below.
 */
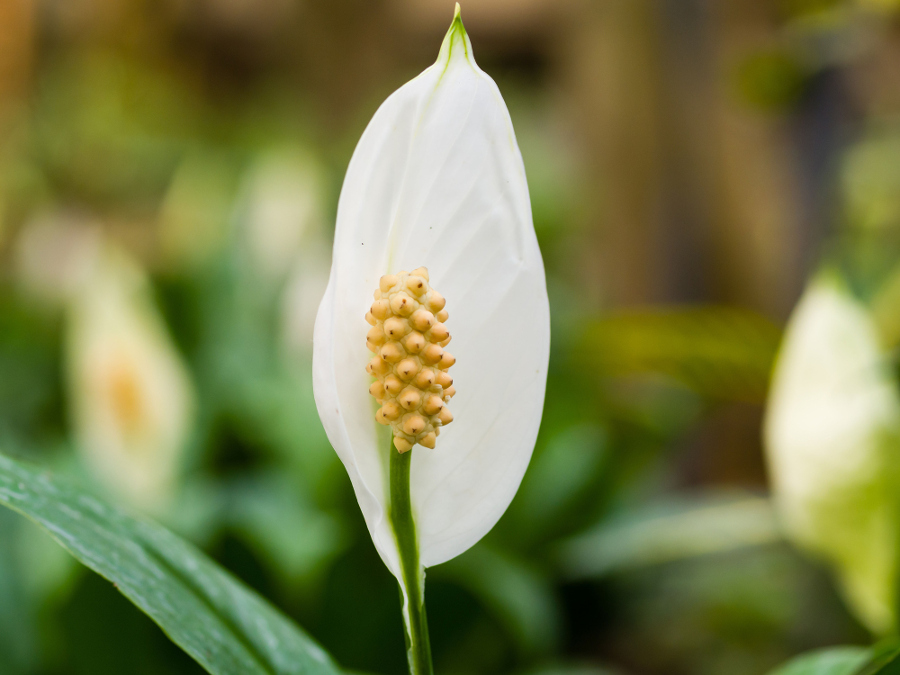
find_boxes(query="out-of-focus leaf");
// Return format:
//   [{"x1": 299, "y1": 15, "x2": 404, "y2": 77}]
[
  {"x1": 557, "y1": 492, "x2": 781, "y2": 579},
  {"x1": 436, "y1": 545, "x2": 562, "y2": 656},
  {"x1": 735, "y1": 48, "x2": 807, "y2": 112},
  {"x1": 33, "y1": 52, "x2": 195, "y2": 202},
  {"x1": 765, "y1": 646, "x2": 870, "y2": 675},
  {"x1": 0, "y1": 452, "x2": 343, "y2": 675},
  {"x1": 0, "y1": 292, "x2": 61, "y2": 439},
  {"x1": 872, "y1": 263, "x2": 900, "y2": 348},
  {"x1": 856, "y1": 645, "x2": 900, "y2": 675},
  {"x1": 508, "y1": 424, "x2": 608, "y2": 544},
  {"x1": 159, "y1": 150, "x2": 238, "y2": 271},
  {"x1": 227, "y1": 472, "x2": 347, "y2": 589},
  {"x1": 576, "y1": 307, "x2": 782, "y2": 403},
  {"x1": 521, "y1": 666, "x2": 621, "y2": 675},
  {"x1": 842, "y1": 130, "x2": 900, "y2": 234},
  {"x1": 0, "y1": 510, "x2": 37, "y2": 675}
]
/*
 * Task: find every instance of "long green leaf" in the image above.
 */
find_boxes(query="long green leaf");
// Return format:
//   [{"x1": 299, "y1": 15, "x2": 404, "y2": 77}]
[
  {"x1": 0, "y1": 453, "x2": 342, "y2": 675},
  {"x1": 557, "y1": 492, "x2": 781, "y2": 579},
  {"x1": 856, "y1": 646, "x2": 900, "y2": 675},
  {"x1": 765, "y1": 647, "x2": 871, "y2": 675}
]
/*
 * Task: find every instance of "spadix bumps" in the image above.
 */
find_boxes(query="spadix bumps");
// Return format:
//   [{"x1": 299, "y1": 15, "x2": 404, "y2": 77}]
[{"x1": 365, "y1": 267, "x2": 455, "y2": 452}]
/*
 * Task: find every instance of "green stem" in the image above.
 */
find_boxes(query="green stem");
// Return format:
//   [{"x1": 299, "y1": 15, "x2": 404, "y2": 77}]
[{"x1": 389, "y1": 441, "x2": 434, "y2": 675}]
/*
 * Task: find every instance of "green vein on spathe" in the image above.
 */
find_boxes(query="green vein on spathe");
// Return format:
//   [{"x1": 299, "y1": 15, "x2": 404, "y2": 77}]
[{"x1": 0, "y1": 452, "x2": 343, "y2": 675}]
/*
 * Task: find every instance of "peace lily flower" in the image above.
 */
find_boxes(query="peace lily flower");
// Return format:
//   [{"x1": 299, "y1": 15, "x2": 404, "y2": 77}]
[
  {"x1": 764, "y1": 275, "x2": 900, "y2": 635},
  {"x1": 312, "y1": 6, "x2": 549, "y2": 672},
  {"x1": 67, "y1": 247, "x2": 195, "y2": 513}
]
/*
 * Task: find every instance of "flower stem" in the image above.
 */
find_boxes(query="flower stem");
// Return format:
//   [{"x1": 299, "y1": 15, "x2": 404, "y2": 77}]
[{"x1": 389, "y1": 440, "x2": 434, "y2": 675}]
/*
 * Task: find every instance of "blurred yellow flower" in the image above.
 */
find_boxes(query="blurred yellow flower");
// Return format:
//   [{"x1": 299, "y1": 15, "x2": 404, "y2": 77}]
[{"x1": 66, "y1": 248, "x2": 195, "y2": 513}]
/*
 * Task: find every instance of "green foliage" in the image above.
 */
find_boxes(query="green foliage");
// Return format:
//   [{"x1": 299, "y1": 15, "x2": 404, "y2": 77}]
[
  {"x1": 556, "y1": 492, "x2": 781, "y2": 579},
  {"x1": 435, "y1": 545, "x2": 562, "y2": 657},
  {"x1": 0, "y1": 510, "x2": 38, "y2": 674},
  {"x1": 735, "y1": 49, "x2": 807, "y2": 112},
  {"x1": 576, "y1": 307, "x2": 782, "y2": 404},
  {"x1": 766, "y1": 647, "x2": 871, "y2": 675},
  {"x1": 0, "y1": 453, "x2": 342, "y2": 675},
  {"x1": 3, "y1": 1, "x2": 899, "y2": 672},
  {"x1": 856, "y1": 645, "x2": 900, "y2": 675},
  {"x1": 765, "y1": 642, "x2": 900, "y2": 675}
]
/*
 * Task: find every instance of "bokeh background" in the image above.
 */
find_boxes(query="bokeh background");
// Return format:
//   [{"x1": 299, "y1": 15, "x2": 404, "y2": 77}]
[{"x1": 2, "y1": 0, "x2": 900, "y2": 674}]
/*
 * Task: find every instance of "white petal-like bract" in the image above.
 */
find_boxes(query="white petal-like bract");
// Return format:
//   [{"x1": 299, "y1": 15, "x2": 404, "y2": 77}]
[
  {"x1": 764, "y1": 277, "x2": 900, "y2": 634},
  {"x1": 313, "y1": 10, "x2": 549, "y2": 577}
]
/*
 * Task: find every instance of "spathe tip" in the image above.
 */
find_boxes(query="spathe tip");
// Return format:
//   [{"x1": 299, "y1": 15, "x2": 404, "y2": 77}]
[
  {"x1": 437, "y1": 1, "x2": 470, "y2": 65},
  {"x1": 450, "y1": 3, "x2": 464, "y2": 33}
]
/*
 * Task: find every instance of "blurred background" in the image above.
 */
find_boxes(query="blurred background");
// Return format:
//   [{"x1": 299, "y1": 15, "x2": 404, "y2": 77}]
[{"x1": 2, "y1": 0, "x2": 900, "y2": 674}]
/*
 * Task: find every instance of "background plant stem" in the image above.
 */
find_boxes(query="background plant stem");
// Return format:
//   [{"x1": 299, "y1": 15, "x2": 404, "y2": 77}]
[{"x1": 390, "y1": 441, "x2": 434, "y2": 675}]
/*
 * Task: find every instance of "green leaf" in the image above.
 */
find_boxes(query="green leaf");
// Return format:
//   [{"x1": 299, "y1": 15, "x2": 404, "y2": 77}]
[
  {"x1": 0, "y1": 510, "x2": 37, "y2": 674},
  {"x1": 0, "y1": 452, "x2": 342, "y2": 675},
  {"x1": 557, "y1": 491, "x2": 781, "y2": 579},
  {"x1": 576, "y1": 307, "x2": 782, "y2": 403},
  {"x1": 521, "y1": 666, "x2": 620, "y2": 675},
  {"x1": 856, "y1": 645, "x2": 900, "y2": 675},
  {"x1": 765, "y1": 647, "x2": 871, "y2": 675},
  {"x1": 436, "y1": 545, "x2": 562, "y2": 656}
]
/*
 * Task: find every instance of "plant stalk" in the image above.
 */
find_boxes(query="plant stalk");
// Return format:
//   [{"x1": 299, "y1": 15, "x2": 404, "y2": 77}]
[{"x1": 389, "y1": 441, "x2": 434, "y2": 675}]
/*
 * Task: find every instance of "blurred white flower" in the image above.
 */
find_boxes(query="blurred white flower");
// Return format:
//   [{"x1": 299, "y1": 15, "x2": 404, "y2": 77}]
[
  {"x1": 240, "y1": 147, "x2": 327, "y2": 282},
  {"x1": 280, "y1": 241, "x2": 331, "y2": 358},
  {"x1": 66, "y1": 248, "x2": 195, "y2": 512},
  {"x1": 312, "y1": 5, "x2": 550, "y2": 579},
  {"x1": 247, "y1": 148, "x2": 333, "y2": 357},
  {"x1": 765, "y1": 275, "x2": 900, "y2": 634}
]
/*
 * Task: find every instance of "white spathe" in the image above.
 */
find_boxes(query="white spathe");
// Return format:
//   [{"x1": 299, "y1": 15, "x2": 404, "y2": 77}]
[
  {"x1": 765, "y1": 276, "x2": 900, "y2": 634},
  {"x1": 313, "y1": 9, "x2": 550, "y2": 579},
  {"x1": 67, "y1": 249, "x2": 195, "y2": 513}
]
